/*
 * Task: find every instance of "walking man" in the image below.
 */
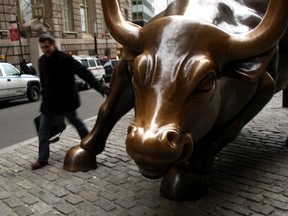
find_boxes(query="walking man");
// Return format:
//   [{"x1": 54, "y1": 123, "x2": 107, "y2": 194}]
[{"x1": 32, "y1": 34, "x2": 110, "y2": 169}]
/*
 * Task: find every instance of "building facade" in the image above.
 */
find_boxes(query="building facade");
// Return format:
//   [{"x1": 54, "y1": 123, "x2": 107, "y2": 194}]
[
  {"x1": 0, "y1": 0, "x2": 131, "y2": 71},
  {"x1": 132, "y1": 0, "x2": 173, "y2": 26}
]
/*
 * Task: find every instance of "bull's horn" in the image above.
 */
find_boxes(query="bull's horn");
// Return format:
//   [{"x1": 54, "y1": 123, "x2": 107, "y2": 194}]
[
  {"x1": 101, "y1": 0, "x2": 141, "y2": 51},
  {"x1": 229, "y1": 0, "x2": 288, "y2": 60}
]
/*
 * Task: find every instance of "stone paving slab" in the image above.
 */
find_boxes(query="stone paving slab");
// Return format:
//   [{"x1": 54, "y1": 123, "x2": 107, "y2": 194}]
[{"x1": 0, "y1": 92, "x2": 287, "y2": 216}]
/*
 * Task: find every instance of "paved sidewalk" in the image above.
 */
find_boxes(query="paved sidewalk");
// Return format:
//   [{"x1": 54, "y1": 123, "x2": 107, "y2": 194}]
[{"x1": 0, "y1": 92, "x2": 288, "y2": 216}]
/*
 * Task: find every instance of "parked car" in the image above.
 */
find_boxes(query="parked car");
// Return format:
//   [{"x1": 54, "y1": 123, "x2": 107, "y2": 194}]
[
  {"x1": 101, "y1": 58, "x2": 119, "y2": 82},
  {"x1": 0, "y1": 62, "x2": 40, "y2": 103},
  {"x1": 73, "y1": 56, "x2": 106, "y2": 89}
]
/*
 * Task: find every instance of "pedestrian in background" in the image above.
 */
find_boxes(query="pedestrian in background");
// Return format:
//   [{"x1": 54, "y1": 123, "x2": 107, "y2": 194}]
[
  {"x1": 32, "y1": 34, "x2": 110, "y2": 170},
  {"x1": 20, "y1": 59, "x2": 37, "y2": 75}
]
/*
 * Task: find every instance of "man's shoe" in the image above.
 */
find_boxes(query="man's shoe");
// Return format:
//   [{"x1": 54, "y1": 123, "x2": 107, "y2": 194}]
[{"x1": 32, "y1": 160, "x2": 48, "y2": 170}]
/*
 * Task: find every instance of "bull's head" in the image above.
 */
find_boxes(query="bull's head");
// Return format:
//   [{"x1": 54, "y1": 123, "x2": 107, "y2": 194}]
[{"x1": 102, "y1": 0, "x2": 288, "y2": 179}]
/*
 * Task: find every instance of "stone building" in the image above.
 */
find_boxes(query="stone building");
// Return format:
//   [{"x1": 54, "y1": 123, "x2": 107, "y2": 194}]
[
  {"x1": 0, "y1": 0, "x2": 132, "y2": 72},
  {"x1": 132, "y1": 0, "x2": 172, "y2": 26}
]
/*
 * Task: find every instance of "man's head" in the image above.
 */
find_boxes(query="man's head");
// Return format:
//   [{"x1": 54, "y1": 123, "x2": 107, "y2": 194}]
[{"x1": 39, "y1": 34, "x2": 56, "y2": 57}]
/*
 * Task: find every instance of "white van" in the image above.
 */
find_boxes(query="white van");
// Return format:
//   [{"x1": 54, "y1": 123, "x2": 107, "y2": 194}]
[
  {"x1": 73, "y1": 56, "x2": 106, "y2": 89},
  {"x1": 0, "y1": 62, "x2": 40, "y2": 103}
]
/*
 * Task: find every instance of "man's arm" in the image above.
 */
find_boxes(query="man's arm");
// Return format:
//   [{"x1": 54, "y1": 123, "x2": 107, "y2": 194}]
[{"x1": 69, "y1": 56, "x2": 110, "y2": 96}]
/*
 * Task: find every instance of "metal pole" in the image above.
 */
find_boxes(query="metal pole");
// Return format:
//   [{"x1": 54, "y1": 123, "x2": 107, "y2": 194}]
[
  {"x1": 16, "y1": 0, "x2": 23, "y2": 32},
  {"x1": 16, "y1": 16, "x2": 24, "y2": 62},
  {"x1": 93, "y1": 22, "x2": 98, "y2": 57},
  {"x1": 105, "y1": 35, "x2": 108, "y2": 56},
  {"x1": 94, "y1": 35, "x2": 98, "y2": 58}
]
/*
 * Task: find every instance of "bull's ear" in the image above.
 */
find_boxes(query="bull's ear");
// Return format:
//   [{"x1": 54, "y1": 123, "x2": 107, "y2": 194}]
[{"x1": 228, "y1": 47, "x2": 276, "y2": 82}]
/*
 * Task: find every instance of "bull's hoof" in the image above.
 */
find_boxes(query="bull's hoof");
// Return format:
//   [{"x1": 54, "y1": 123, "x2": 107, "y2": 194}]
[
  {"x1": 63, "y1": 145, "x2": 97, "y2": 172},
  {"x1": 160, "y1": 164, "x2": 206, "y2": 201}
]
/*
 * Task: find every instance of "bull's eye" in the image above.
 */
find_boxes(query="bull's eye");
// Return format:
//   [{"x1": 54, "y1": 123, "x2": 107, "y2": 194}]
[{"x1": 195, "y1": 73, "x2": 216, "y2": 92}]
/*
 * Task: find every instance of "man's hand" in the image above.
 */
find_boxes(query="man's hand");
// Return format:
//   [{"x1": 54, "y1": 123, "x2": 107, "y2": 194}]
[
  {"x1": 95, "y1": 84, "x2": 110, "y2": 97},
  {"x1": 100, "y1": 84, "x2": 110, "y2": 97}
]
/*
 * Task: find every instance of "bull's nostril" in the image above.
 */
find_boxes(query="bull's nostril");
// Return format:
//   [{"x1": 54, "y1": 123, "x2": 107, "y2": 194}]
[
  {"x1": 127, "y1": 125, "x2": 137, "y2": 136},
  {"x1": 166, "y1": 131, "x2": 179, "y2": 148}
]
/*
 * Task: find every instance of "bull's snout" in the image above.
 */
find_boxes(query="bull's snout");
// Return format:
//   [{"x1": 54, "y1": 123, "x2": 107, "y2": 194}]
[
  {"x1": 126, "y1": 125, "x2": 193, "y2": 179},
  {"x1": 127, "y1": 125, "x2": 180, "y2": 160}
]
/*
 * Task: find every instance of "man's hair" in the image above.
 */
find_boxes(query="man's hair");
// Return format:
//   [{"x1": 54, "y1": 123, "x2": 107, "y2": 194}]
[{"x1": 39, "y1": 34, "x2": 55, "y2": 44}]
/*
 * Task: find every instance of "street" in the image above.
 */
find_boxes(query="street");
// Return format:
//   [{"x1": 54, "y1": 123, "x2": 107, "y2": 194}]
[{"x1": 0, "y1": 89, "x2": 105, "y2": 149}]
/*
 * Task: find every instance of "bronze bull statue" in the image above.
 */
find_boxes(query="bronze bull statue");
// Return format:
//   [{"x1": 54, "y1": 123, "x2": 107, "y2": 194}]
[{"x1": 64, "y1": 0, "x2": 288, "y2": 201}]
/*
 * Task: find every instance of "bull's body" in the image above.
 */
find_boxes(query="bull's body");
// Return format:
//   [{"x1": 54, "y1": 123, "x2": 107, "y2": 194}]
[{"x1": 64, "y1": 0, "x2": 288, "y2": 201}]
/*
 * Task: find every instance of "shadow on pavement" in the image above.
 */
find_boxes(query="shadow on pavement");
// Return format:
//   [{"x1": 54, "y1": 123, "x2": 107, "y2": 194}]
[{"x1": 0, "y1": 99, "x2": 31, "y2": 109}]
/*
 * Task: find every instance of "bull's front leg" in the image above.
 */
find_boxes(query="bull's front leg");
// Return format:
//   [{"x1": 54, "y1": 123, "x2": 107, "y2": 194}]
[{"x1": 64, "y1": 60, "x2": 134, "y2": 172}]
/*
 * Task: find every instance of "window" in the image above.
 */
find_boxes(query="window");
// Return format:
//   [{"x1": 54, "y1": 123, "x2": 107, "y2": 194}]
[
  {"x1": 80, "y1": 0, "x2": 89, "y2": 33},
  {"x1": 2, "y1": 64, "x2": 20, "y2": 76},
  {"x1": 132, "y1": 0, "x2": 142, "y2": 5},
  {"x1": 22, "y1": 0, "x2": 33, "y2": 23},
  {"x1": 133, "y1": 12, "x2": 143, "y2": 20},
  {"x1": 95, "y1": 59, "x2": 101, "y2": 66},
  {"x1": 80, "y1": 59, "x2": 89, "y2": 68},
  {"x1": 31, "y1": 0, "x2": 45, "y2": 19},
  {"x1": 88, "y1": 59, "x2": 96, "y2": 67},
  {"x1": 62, "y1": 0, "x2": 73, "y2": 31}
]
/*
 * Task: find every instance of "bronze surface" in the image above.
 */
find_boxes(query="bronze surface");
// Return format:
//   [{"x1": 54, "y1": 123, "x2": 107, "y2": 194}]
[{"x1": 64, "y1": 0, "x2": 288, "y2": 201}]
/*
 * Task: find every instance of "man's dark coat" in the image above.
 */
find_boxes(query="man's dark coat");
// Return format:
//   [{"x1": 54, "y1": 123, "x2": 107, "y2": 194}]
[{"x1": 39, "y1": 49, "x2": 101, "y2": 115}]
